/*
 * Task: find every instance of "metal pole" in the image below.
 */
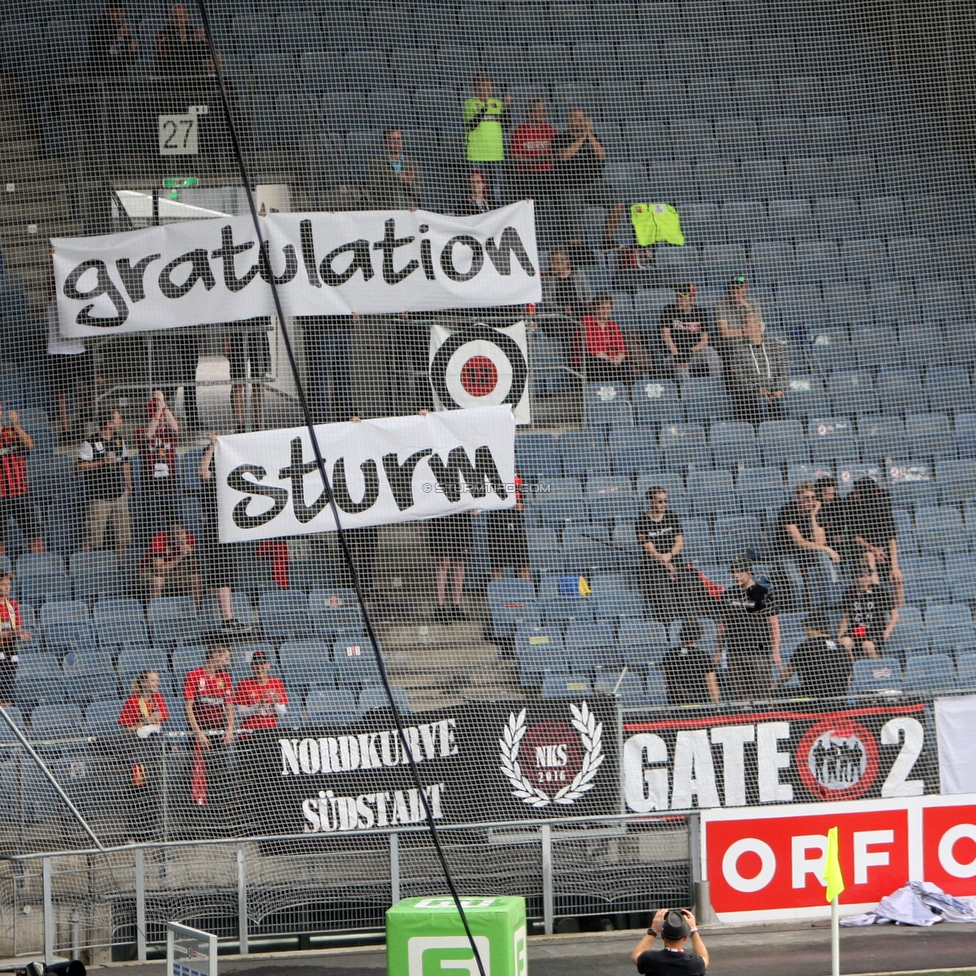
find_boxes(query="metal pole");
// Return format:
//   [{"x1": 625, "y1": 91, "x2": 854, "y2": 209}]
[
  {"x1": 135, "y1": 848, "x2": 147, "y2": 962},
  {"x1": 541, "y1": 824, "x2": 553, "y2": 936},
  {"x1": 42, "y1": 857, "x2": 54, "y2": 965},
  {"x1": 831, "y1": 895, "x2": 840, "y2": 976},
  {"x1": 389, "y1": 832, "x2": 400, "y2": 906},
  {"x1": 237, "y1": 843, "x2": 248, "y2": 955},
  {"x1": 152, "y1": 188, "x2": 160, "y2": 226}
]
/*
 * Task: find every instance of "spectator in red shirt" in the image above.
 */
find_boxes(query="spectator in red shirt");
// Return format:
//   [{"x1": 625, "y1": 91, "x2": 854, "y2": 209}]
[
  {"x1": 511, "y1": 99, "x2": 556, "y2": 202},
  {"x1": 0, "y1": 403, "x2": 44, "y2": 558},
  {"x1": 136, "y1": 390, "x2": 180, "y2": 534},
  {"x1": 234, "y1": 650, "x2": 287, "y2": 731},
  {"x1": 119, "y1": 670, "x2": 168, "y2": 735},
  {"x1": 0, "y1": 570, "x2": 31, "y2": 706},
  {"x1": 141, "y1": 521, "x2": 202, "y2": 605},
  {"x1": 184, "y1": 641, "x2": 234, "y2": 807},
  {"x1": 577, "y1": 293, "x2": 632, "y2": 383}
]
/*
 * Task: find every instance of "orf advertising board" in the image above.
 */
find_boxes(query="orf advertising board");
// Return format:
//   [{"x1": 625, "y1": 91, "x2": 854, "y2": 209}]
[{"x1": 701, "y1": 793, "x2": 976, "y2": 922}]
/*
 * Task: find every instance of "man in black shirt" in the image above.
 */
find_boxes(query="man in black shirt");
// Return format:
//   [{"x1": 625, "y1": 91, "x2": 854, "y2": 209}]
[
  {"x1": 155, "y1": 3, "x2": 212, "y2": 76},
  {"x1": 553, "y1": 107, "x2": 626, "y2": 250},
  {"x1": 659, "y1": 284, "x2": 722, "y2": 381},
  {"x1": 717, "y1": 555, "x2": 780, "y2": 701},
  {"x1": 816, "y1": 476, "x2": 850, "y2": 567},
  {"x1": 776, "y1": 610, "x2": 853, "y2": 700},
  {"x1": 774, "y1": 481, "x2": 841, "y2": 610},
  {"x1": 632, "y1": 908, "x2": 708, "y2": 976},
  {"x1": 635, "y1": 487, "x2": 684, "y2": 623},
  {"x1": 846, "y1": 476, "x2": 904, "y2": 606},
  {"x1": 78, "y1": 409, "x2": 132, "y2": 569},
  {"x1": 662, "y1": 620, "x2": 719, "y2": 706},
  {"x1": 87, "y1": 4, "x2": 138, "y2": 77},
  {"x1": 838, "y1": 560, "x2": 898, "y2": 659}
]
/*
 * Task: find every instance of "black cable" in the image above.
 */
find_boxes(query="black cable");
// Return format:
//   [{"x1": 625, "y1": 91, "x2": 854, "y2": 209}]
[{"x1": 191, "y1": 7, "x2": 488, "y2": 974}]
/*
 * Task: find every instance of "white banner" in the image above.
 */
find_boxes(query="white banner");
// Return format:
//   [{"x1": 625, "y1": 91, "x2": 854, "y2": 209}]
[
  {"x1": 429, "y1": 321, "x2": 531, "y2": 425},
  {"x1": 52, "y1": 204, "x2": 540, "y2": 337},
  {"x1": 936, "y1": 694, "x2": 976, "y2": 795},
  {"x1": 214, "y1": 405, "x2": 516, "y2": 543}
]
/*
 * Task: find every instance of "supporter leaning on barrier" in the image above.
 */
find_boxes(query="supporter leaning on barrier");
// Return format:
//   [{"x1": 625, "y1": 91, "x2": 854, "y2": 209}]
[
  {"x1": 366, "y1": 128, "x2": 424, "y2": 211},
  {"x1": 455, "y1": 170, "x2": 493, "y2": 216},
  {"x1": 661, "y1": 620, "x2": 719, "y2": 706},
  {"x1": 119, "y1": 670, "x2": 168, "y2": 735},
  {"x1": 775, "y1": 610, "x2": 853, "y2": 699},
  {"x1": 632, "y1": 908, "x2": 708, "y2": 976},
  {"x1": 0, "y1": 402, "x2": 45, "y2": 559},
  {"x1": 78, "y1": 409, "x2": 132, "y2": 571},
  {"x1": 234, "y1": 650, "x2": 288, "y2": 732},
  {"x1": 837, "y1": 558, "x2": 898, "y2": 660},
  {"x1": 184, "y1": 641, "x2": 234, "y2": 810},
  {"x1": 0, "y1": 570, "x2": 31, "y2": 707}
]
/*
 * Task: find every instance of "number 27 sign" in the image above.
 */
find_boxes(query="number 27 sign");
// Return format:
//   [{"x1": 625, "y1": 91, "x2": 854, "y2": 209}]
[
  {"x1": 702, "y1": 793, "x2": 976, "y2": 921},
  {"x1": 158, "y1": 114, "x2": 198, "y2": 155}
]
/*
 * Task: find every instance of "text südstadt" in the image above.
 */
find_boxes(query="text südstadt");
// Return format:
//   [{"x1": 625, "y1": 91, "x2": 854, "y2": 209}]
[
  {"x1": 280, "y1": 717, "x2": 457, "y2": 834},
  {"x1": 53, "y1": 205, "x2": 541, "y2": 335}
]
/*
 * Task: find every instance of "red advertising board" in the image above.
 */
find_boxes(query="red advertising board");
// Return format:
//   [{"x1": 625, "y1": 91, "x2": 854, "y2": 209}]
[{"x1": 701, "y1": 793, "x2": 976, "y2": 922}]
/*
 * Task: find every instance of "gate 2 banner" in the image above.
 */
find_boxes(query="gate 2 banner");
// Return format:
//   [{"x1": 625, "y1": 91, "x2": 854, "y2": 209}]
[
  {"x1": 622, "y1": 701, "x2": 938, "y2": 815},
  {"x1": 237, "y1": 698, "x2": 618, "y2": 835},
  {"x1": 429, "y1": 322, "x2": 531, "y2": 425},
  {"x1": 702, "y1": 793, "x2": 976, "y2": 922},
  {"x1": 214, "y1": 405, "x2": 515, "y2": 543},
  {"x1": 52, "y1": 202, "x2": 541, "y2": 337}
]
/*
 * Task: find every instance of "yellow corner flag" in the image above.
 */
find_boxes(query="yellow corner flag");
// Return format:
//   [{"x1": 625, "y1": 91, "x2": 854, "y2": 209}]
[{"x1": 823, "y1": 826, "x2": 846, "y2": 903}]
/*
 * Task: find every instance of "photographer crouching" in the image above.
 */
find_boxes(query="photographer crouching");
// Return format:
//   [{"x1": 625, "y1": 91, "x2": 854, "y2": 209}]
[{"x1": 632, "y1": 908, "x2": 709, "y2": 975}]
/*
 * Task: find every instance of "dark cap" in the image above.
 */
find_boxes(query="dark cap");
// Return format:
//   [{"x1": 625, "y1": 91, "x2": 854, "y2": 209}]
[
  {"x1": 661, "y1": 909, "x2": 692, "y2": 940},
  {"x1": 251, "y1": 650, "x2": 269, "y2": 664},
  {"x1": 676, "y1": 283, "x2": 697, "y2": 297},
  {"x1": 804, "y1": 610, "x2": 832, "y2": 633},
  {"x1": 728, "y1": 273, "x2": 748, "y2": 287},
  {"x1": 730, "y1": 553, "x2": 753, "y2": 573}
]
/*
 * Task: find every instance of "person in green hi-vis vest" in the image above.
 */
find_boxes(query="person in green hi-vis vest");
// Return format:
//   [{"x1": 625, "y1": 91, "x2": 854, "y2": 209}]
[{"x1": 463, "y1": 72, "x2": 511, "y2": 205}]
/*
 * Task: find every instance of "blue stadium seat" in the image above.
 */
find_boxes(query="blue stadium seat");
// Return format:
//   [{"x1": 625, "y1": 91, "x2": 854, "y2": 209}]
[
  {"x1": 906, "y1": 414, "x2": 955, "y2": 460},
  {"x1": 306, "y1": 688, "x2": 359, "y2": 725},
  {"x1": 308, "y1": 589, "x2": 363, "y2": 638},
  {"x1": 564, "y1": 621, "x2": 614, "y2": 673},
  {"x1": 258, "y1": 590, "x2": 311, "y2": 643},
  {"x1": 585, "y1": 383, "x2": 633, "y2": 428},
  {"x1": 710, "y1": 422, "x2": 759, "y2": 470},
  {"x1": 280, "y1": 641, "x2": 336, "y2": 693},
  {"x1": 608, "y1": 427, "x2": 660, "y2": 478},
  {"x1": 68, "y1": 550, "x2": 122, "y2": 603},
  {"x1": 632, "y1": 379, "x2": 682, "y2": 427},
  {"x1": 586, "y1": 478, "x2": 638, "y2": 522},
  {"x1": 808, "y1": 417, "x2": 858, "y2": 463},
  {"x1": 358, "y1": 685, "x2": 411, "y2": 715},
  {"x1": 559, "y1": 430, "x2": 606, "y2": 478},
  {"x1": 84, "y1": 698, "x2": 123, "y2": 738},
  {"x1": 829, "y1": 371, "x2": 878, "y2": 415},
  {"x1": 117, "y1": 646, "x2": 170, "y2": 689},
  {"x1": 659, "y1": 423, "x2": 708, "y2": 469},
  {"x1": 858, "y1": 416, "x2": 909, "y2": 462},
  {"x1": 541, "y1": 672, "x2": 593, "y2": 699},
  {"x1": 687, "y1": 469, "x2": 737, "y2": 516},
  {"x1": 738, "y1": 467, "x2": 787, "y2": 515},
  {"x1": 487, "y1": 579, "x2": 540, "y2": 639},
  {"x1": 148, "y1": 597, "x2": 202, "y2": 647},
  {"x1": 93, "y1": 599, "x2": 148, "y2": 653},
  {"x1": 957, "y1": 652, "x2": 976, "y2": 689},
  {"x1": 617, "y1": 618, "x2": 669, "y2": 669},
  {"x1": 515, "y1": 626, "x2": 567, "y2": 685},
  {"x1": 14, "y1": 654, "x2": 63, "y2": 709},
  {"x1": 905, "y1": 653, "x2": 957, "y2": 694},
  {"x1": 515, "y1": 432, "x2": 561, "y2": 484},
  {"x1": 849, "y1": 657, "x2": 904, "y2": 696},
  {"x1": 681, "y1": 379, "x2": 732, "y2": 424},
  {"x1": 333, "y1": 634, "x2": 382, "y2": 687}
]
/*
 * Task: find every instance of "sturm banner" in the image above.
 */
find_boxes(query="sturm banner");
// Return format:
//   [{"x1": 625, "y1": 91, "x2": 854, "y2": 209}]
[
  {"x1": 622, "y1": 701, "x2": 939, "y2": 814},
  {"x1": 237, "y1": 698, "x2": 618, "y2": 835},
  {"x1": 51, "y1": 203, "x2": 541, "y2": 337},
  {"x1": 429, "y1": 321, "x2": 531, "y2": 425},
  {"x1": 214, "y1": 405, "x2": 516, "y2": 543}
]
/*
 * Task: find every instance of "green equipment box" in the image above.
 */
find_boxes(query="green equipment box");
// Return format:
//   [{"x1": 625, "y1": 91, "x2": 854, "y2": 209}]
[{"x1": 386, "y1": 895, "x2": 528, "y2": 976}]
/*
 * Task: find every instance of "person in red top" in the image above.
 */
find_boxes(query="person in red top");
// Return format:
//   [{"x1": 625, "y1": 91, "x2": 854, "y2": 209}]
[
  {"x1": 511, "y1": 99, "x2": 557, "y2": 202},
  {"x1": 0, "y1": 402, "x2": 44, "y2": 558},
  {"x1": 141, "y1": 521, "x2": 202, "y2": 605},
  {"x1": 234, "y1": 650, "x2": 287, "y2": 731},
  {"x1": 135, "y1": 390, "x2": 180, "y2": 535},
  {"x1": 577, "y1": 293, "x2": 632, "y2": 383},
  {"x1": 184, "y1": 642, "x2": 234, "y2": 807},
  {"x1": 119, "y1": 670, "x2": 168, "y2": 735},
  {"x1": 0, "y1": 570, "x2": 31, "y2": 706}
]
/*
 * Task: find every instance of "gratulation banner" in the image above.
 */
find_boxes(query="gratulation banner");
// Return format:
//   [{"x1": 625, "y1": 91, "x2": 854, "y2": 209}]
[{"x1": 51, "y1": 202, "x2": 541, "y2": 337}]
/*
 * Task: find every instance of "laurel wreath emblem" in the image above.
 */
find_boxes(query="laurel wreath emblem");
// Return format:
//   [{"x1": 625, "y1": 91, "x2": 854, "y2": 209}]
[{"x1": 498, "y1": 702, "x2": 605, "y2": 807}]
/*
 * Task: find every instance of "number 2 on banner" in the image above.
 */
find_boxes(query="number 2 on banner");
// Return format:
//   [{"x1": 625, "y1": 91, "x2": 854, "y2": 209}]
[
  {"x1": 880, "y1": 716, "x2": 924, "y2": 797},
  {"x1": 158, "y1": 114, "x2": 198, "y2": 155}
]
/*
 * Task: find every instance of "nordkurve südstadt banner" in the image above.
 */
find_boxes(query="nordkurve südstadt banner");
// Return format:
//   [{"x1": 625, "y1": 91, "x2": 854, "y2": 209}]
[
  {"x1": 51, "y1": 203, "x2": 541, "y2": 336},
  {"x1": 214, "y1": 404, "x2": 516, "y2": 542},
  {"x1": 237, "y1": 698, "x2": 618, "y2": 834},
  {"x1": 622, "y1": 700, "x2": 940, "y2": 813}
]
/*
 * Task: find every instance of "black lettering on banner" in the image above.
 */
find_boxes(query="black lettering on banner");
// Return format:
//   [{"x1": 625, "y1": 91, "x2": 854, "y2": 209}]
[
  {"x1": 373, "y1": 218, "x2": 419, "y2": 285},
  {"x1": 63, "y1": 259, "x2": 129, "y2": 328},
  {"x1": 485, "y1": 227, "x2": 537, "y2": 277},
  {"x1": 116, "y1": 254, "x2": 161, "y2": 303},
  {"x1": 211, "y1": 224, "x2": 259, "y2": 292},
  {"x1": 382, "y1": 449, "x2": 433, "y2": 511},
  {"x1": 331, "y1": 457, "x2": 380, "y2": 514},
  {"x1": 428, "y1": 446, "x2": 508, "y2": 503},
  {"x1": 299, "y1": 218, "x2": 322, "y2": 287},
  {"x1": 320, "y1": 240, "x2": 374, "y2": 287},
  {"x1": 259, "y1": 240, "x2": 298, "y2": 286},
  {"x1": 158, "y1": 248, "x2": 217, "y2": 299},
  {"x1": 440, "y1": 235, "x2": 484, "y2": 282},
  {"x1": 279, "y1": 437, "x2": 331, "y2": 523},
  {"x1": 419, "y1": 224, "x2": 435, "y2": 280},
  {"x1": 228, "y1": 464, "x2": 288, "y2": 529}
]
